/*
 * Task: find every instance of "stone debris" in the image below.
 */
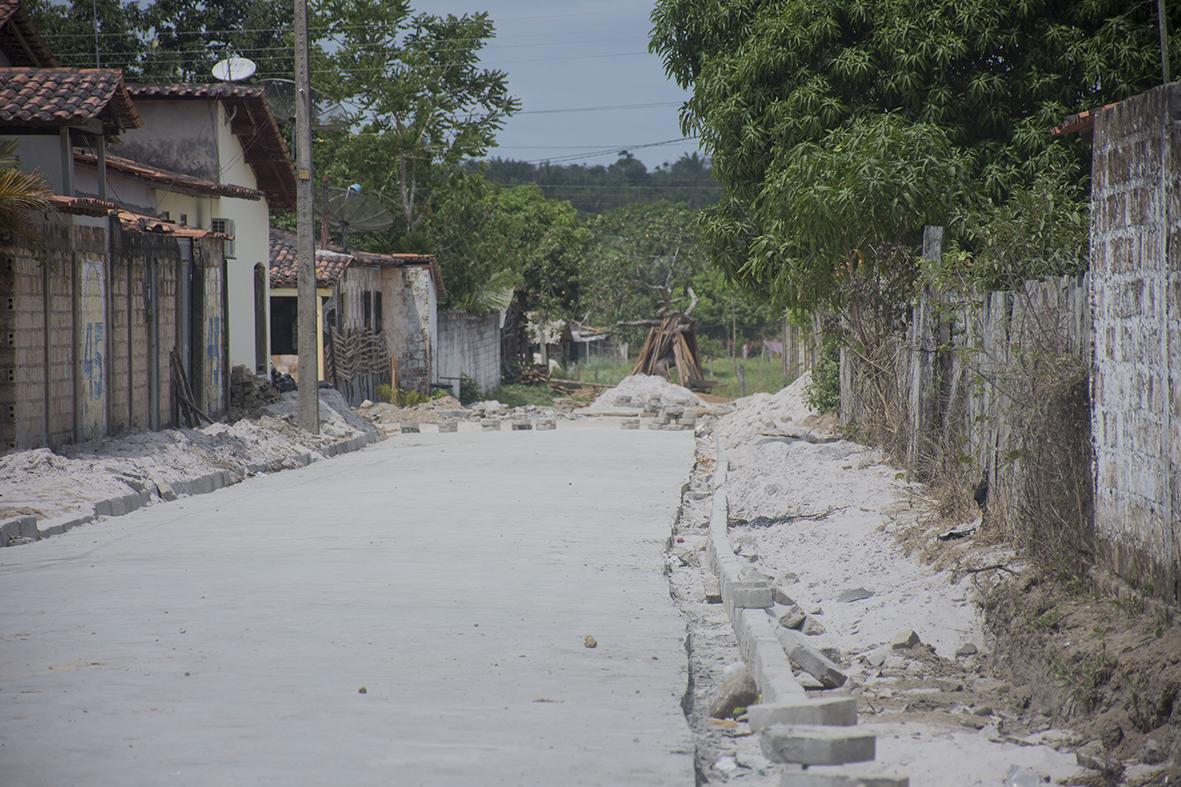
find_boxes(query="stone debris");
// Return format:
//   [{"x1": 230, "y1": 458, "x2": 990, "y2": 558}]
[
  {"x1": 836, "y1": 587, "x2": 874, "y2": 603},
  {"x1": 772, "y1": 586, "x2": 797, "y2": 606},
  {"x1": 955, "y1": 642, "x2": 979, "y2": 657},
  {"x1": 891, "y1": 630, "x2": 921, "y2": 650},
  {"x1": 583, "y1": 635, "x2": 597, "y2": 649},
  {"x1": 776, "y1": 604, "x2": 807, "y2": 630},
  {"x1": 587, "y1": 374, "x2": 704, "y2": 412},
  {"x1": 802, "y1": 616, "x2": 827, "y2": 636},
  {"x1": 709, "y1": 663, "x2": 759, "y2": 719}
]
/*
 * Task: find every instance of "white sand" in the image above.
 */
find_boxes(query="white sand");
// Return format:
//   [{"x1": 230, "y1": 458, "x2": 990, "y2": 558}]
[
  {"x1": 587, "y1": 374, "x2": 704, "y2": 412},
  {"x1": 0, "y1": 390, "x2": 375, "y2": 527}
]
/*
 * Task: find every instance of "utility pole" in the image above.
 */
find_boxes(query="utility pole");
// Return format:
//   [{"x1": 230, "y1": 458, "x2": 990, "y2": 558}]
[
  {"x1": 294, "y1": 0, "x2": 319, "y2": 434},
  {"x1": 1158, "y1": 0, "x2": 1171, "y2": 85}
]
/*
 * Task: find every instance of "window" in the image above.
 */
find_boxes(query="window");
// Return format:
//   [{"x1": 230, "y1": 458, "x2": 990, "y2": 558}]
[
  {"x1": 373, "y1": 291, "x2": 383, "y2": 333},
  {"x1": 362, "y1": 290, "x2": 372, "y2": 330},
  {"x1": 210, "y1": 218, "x2": 236, "y2": 258}
]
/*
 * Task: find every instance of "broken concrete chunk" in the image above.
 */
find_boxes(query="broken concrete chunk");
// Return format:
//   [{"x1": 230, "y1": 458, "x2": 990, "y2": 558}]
[
  {"x1": 776, "y1": 605, "x2": 807, "y2": 630},
  {"x1": 891, "y1": 630, "x2": 921, "y2": 649},
  {"x1": 772, "y1": 586, "x2": 796, "y2": 606},
  {"x1": 865, "y1": 651, "x2": 887, "y2": 668},
  {"x1": 955, "y1": 643, "x2": 979, "y2": 657},
  {"x1": 776, "y1": 628, "x2": 846, "y2": 688},
  {"x1": 703, "y1": 575, "x2": 722, "y2": 604},
  {"x1": 709, "y1": 664, "x2": 758, "y2": 719},
  {"x1": 836, "y1": 587, "x2": 874, "y2": 603},
  {"x1": 819, "y1": 646, "x2": 842, "y2": 664},
  {"x1": 802, "y1": 617, "x2": 827, "y2": 636}
]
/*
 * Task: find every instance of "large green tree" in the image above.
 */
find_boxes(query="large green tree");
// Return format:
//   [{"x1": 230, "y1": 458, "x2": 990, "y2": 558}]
[
  {"x1": 650, "y1": 0, "x2": 1181, "y2": 308},
  {"x1": 318, "y1": 1, "x2": 519, "y2": 235}
]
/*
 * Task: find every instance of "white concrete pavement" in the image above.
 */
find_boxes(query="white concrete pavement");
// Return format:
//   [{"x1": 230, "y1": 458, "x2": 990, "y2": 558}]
[{"x1": 0, "y1": 423, "x2": 696, "y2": 786}]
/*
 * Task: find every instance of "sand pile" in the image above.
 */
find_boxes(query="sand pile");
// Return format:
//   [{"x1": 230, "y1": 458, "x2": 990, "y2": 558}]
[
  {"x1": 0, "y1": 390, "x2": 376, "y2": 528},
  {"x1": 587, "y1": 374, "x2": 704, "y2": 412},
  {"x1": 358, "y1": 394, "x2": 467, "y2": 426},
  {"x1": 715, "y1": 371, "x2": 819, "y2": 450}
]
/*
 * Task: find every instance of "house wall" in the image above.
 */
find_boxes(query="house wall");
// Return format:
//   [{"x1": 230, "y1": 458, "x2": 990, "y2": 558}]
[
  {"x1": 196, "y1": 237, "x2": 228, "y2": 416},
  {"x1": 213, "y1": 103, "x2": 271, "y2": 375},
  {"x1": 73, "y1": 165, "x2": 156, "y2": 214},
  {"x1": 1090, "y1": 82, "x2": 1181, "y2": 604},
  {"x1": 436, "y1": 310, "x2": 501, "y2": 397},
  {"x1": 3, "y1": 133, "x2": 66, "y2": 192},
  {"x1": 114, "y1": 101, "x2": 220, "y2": 180}
]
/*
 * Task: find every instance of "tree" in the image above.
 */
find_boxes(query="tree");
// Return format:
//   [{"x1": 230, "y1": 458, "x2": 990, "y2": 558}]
[
  {"x1": 649, "y1": 0, "x2": 1181, "y2": 308},
  {"x1": 139, "y1": 0, "x2": 295, "y2": 82},
  {"x1": 318, "y1": 2, "x2": 519, "y2": 235},
  {"x1": 26, "y1": 0, "x2": 147, "y2": 73}
]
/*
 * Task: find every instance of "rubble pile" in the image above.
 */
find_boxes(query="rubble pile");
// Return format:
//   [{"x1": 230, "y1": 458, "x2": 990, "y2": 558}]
[
  {"x1": 228, "y1": 365, "x2": 281, "y2": 420},
  {"x1": 586, "y1": 374, "x2": 704, "y2": 413}
]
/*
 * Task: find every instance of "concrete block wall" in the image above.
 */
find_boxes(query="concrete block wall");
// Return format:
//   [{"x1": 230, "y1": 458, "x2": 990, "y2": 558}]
[
  {"x1": 1090, "y1": 82, "x2": 1181, "y2": 603},
  {"x1": 1, "y1": 215, "x2": 224, "y2": 454},
  {"x1": 384, "y1": 266, "x2": 435, "y2": 394},
  {"x1": 437, "y1": 309, "x2": 501, "y2": 396}
]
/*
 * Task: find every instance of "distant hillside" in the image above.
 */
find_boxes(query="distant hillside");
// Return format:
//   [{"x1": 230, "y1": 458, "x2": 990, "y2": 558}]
[{"x1": 476, "y1": 152, "x2": 720, "y2": 213}]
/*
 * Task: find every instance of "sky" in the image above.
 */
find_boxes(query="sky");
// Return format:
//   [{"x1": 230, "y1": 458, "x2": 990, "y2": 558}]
[{"x1": 428, "y1": 1, "x2": 698, "y2": 169}]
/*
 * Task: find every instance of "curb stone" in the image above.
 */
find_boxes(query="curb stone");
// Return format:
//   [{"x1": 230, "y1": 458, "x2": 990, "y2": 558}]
[{"x1": 7, "y1": 429, "x2": 382, "y2": 547}]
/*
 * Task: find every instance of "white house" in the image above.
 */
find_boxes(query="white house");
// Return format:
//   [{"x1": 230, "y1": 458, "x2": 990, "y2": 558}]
[{"x1": 112, "y1": 83, "x2": 296, "y2": 376}]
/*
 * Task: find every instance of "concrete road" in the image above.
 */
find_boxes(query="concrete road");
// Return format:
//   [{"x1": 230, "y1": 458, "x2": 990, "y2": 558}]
[{"x1": 0, "y1": 423, "x2": 696, "y2": 786}]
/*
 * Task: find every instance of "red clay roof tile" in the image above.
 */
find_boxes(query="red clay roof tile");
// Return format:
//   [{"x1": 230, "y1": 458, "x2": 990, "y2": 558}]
[{"x1": 0, "y1": 68, "x2": 139, "y2": 131}]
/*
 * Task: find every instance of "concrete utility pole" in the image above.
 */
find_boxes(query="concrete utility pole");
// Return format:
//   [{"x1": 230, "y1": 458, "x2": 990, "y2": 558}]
[{"x1": 294, "y1": 0, "x2": 319, "y2": 434}]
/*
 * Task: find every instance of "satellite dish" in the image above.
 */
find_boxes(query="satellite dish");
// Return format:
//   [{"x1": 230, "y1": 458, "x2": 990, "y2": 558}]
[
  {"x1": 260, "y1": 78, "x2": 349, "y2": 130},
  {"x1": 212, "y1": 56, "x2": 257, "y2": 82},
  {"x1": 315, "y1": 184, "x2": 394, "y2": 249}
]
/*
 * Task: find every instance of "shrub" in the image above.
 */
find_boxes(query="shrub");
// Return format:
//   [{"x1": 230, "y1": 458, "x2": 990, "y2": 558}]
[
  {"x1": 805, "y1": 342, "x2": 841, "y2": 413},
  {"x1": 458, "y1": 374, "x2": 481, "y2": 405}
]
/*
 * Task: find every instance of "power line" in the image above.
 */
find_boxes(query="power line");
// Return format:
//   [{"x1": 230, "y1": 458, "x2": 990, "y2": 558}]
[
  {"x1": 39, "y1": 10, "x2": 636, "y2": 41},
  {"x1": 526, "y1": 138, "x2": 699, "y2": 164}
]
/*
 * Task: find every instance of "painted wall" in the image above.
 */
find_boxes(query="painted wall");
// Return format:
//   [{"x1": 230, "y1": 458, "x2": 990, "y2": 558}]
[
  {"x1": 73, "y1": 165, "x2": 156, "y2": 214},
  {"x1": 213, "y1": 102, "x2": 272, "y2": 374},
  {"x1": 381, "y1": 265, "x2": 436, "y2": 394},
  {"x1": 114, "y1": 101, "x2": 220, "y2": 179},
  {"x1": 436, "y1": 310, "x2": 501, "y2": 397},
  {"x1": 3, "y1": 134, "x2": 64, "y2": 193}
]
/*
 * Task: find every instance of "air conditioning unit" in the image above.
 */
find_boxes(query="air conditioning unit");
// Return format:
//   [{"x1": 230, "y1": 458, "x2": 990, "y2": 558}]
[{"x1": 210, "y1": 218, "x2": 236, "y2": 259}]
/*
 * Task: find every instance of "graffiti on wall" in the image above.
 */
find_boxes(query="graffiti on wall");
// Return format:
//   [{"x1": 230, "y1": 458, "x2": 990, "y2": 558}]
[{"x1": 78, "y1": 256, "x2": 106, "y2": 438}]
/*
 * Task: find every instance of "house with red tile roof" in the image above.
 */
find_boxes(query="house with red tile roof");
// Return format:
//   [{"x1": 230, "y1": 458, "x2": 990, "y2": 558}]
[{"x1": 267, "y1": 229, "x2": 446, "y2": 399}]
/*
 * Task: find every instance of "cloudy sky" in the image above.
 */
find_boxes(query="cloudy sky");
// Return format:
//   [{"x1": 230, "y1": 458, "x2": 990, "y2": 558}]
[{"x1": 428, "y1": 1, "x2": 697, "y2": 168}]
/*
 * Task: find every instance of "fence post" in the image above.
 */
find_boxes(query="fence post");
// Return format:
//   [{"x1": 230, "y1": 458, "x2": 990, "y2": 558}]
[{"x1": 906, "y1": 226, "x2": 944, "y2": 471}]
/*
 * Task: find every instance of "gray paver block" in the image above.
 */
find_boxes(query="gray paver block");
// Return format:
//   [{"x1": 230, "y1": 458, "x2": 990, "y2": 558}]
[
  {"x1": 780, "y1": 772, "x2": 909, "y2": 787},
  {"x1": 400, "y1": 424, "x2": 420, "y2": 434},
  {"x1": 437, "y1": 421, "x2": 458, "y2": 433},
  {"x1": 0, "y1": 516, "x2": 38, "y2": 547},
  {"x1": 760, "y1": 725, "x2": 875, "y2": 766},
  {"x1": 747, "y1": 697, "x2": 858, "y2": 731},
  {"x1": 703, "y1": 575, "x2": 722, "y2": 604},
  {"x1": 776, "y1": 628, "x2": 847, "y2": 688},
  {"x1": 482, "y1": 420, "x2": 502, "y2": 431},
  {"x1": 511, "y1": 420, "x2": 532, "y2": 430},
  {"x1": 621, "y1": 419, "x2": 640, "y2": 430},
  {"x1": 534, "y1": 419, "x2": 556, "y2": 431}
]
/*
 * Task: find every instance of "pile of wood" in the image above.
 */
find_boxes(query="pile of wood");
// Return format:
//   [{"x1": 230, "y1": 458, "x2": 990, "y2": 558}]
[{"x1": 630, "y1": 312, "x2": 706, "y2": 389}]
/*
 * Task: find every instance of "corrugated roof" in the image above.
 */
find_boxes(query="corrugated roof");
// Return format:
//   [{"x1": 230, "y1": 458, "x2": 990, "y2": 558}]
[
  {"x1": 0, "y1": 68, "x2": 140, "y2": 132},
  {"x1": 74, "y1": 148, "x2": 263, "y2": 200},
  {"x1": 127, "y1": 83, "x2": 296, "y2": 209}
]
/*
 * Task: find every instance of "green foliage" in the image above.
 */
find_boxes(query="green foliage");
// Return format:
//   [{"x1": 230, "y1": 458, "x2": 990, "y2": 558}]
[
  {"x1": 396, "y1": 388, "x2": 447, "y2": 407},
  {"x1": 928, "y1": 162, "x2": 1090, "y2": 291},
  {"x1": 458, "y1": 374, "x2": 481, "y2": 406},
  {"x1": 317, "y1": 2, "x2": 519, "y2": 234},
  {"x1": 376, "y1": 383, "x2": 393, "y2": 404},
  {"x1": 486, "y1": 384, "x2": 556, "y2": 408},
  {"x1": 650, "y1": 0, "x2": 1181, "y2": 309},
  {"x1": 804, "y1": 342, "x2": 841, "y2": 413},
  {"x1": 479, "y1": 152, "x2": 721, "y2": 213}
]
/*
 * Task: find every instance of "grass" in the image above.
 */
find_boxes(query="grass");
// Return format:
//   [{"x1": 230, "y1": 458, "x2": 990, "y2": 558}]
[
  {"x1": 563, "y1": 355, "x2": 799, "y2": 399},
  {"x1": 485, "y1": 384, "x2": 559, "y2": 408}
]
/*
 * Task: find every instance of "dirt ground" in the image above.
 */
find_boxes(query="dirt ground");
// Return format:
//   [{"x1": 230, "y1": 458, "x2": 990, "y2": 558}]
[{"x1": 662, "y1": 373, "x2": 1181, "y2": 785}]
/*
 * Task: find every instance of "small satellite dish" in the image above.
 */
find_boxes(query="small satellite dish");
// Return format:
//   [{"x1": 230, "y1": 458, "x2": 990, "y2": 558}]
[{"x1": 212, "y1": 56, "x2": 257, "y2": 82}]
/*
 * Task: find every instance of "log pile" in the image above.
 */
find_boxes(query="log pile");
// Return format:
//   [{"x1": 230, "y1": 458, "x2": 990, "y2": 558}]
[{"x1": 630, "y1": 313, "x2": 706, "y2": 389}]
